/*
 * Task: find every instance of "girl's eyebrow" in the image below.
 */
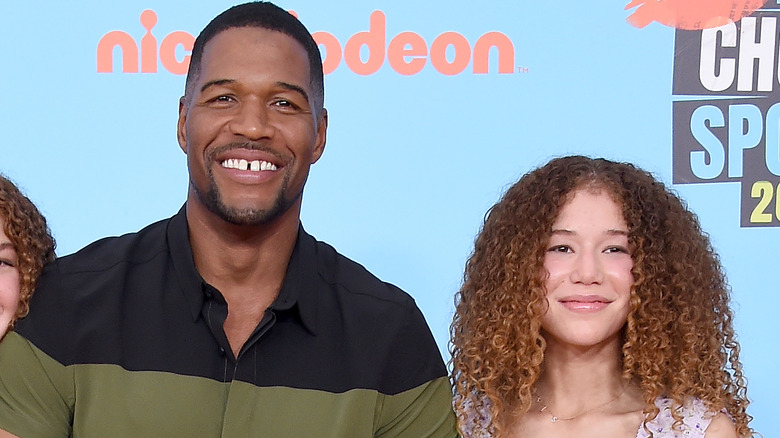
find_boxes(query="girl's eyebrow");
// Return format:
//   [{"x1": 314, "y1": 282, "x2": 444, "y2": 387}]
[
  {"x1": 0, "y1": 242, "x2": 14, "y2": 250},
  {"x1": 549, "y1": 229, "x2": 629, "y2": 236}
]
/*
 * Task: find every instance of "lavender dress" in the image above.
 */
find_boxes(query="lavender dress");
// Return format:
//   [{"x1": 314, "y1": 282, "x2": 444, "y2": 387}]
[
  {"x1": 636, "y1": 398, "x2": 718, "y2": 438},
  {"x1": 458, "y1": 396, "x2": 718, "y2": 438}
]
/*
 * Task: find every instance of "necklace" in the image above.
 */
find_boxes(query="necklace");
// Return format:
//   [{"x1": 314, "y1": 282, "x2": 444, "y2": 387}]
[{"x1": 535, "y1": 385, "x2": 626, "y2": 423}]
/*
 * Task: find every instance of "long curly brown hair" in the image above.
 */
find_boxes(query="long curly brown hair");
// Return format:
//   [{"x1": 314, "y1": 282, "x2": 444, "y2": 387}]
[
  {"x1": 0, "y1": 175, "x2": 56, "y2": 327},
  {"x1": 450, "y1": 156, "x2": 753, "y2": 437}
]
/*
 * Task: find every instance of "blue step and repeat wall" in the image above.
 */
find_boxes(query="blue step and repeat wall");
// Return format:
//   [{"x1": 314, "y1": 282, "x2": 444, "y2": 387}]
[{"x1": 2, "y1": 0, "x2": 778, "y2": 433}]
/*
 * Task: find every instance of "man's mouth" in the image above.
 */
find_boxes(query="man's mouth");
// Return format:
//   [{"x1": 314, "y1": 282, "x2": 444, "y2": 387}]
[{"x1": 221, "y1": 158, "x2": 278, "y2": 172}]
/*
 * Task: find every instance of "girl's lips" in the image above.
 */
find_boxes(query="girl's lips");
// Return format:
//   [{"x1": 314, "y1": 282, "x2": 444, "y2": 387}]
[
  {"x1": 558, "y1": 295, "x2": 611, "y2": 312},
  {"x1": 560, "y1": 300, "x2": 609, "y2": 312}
]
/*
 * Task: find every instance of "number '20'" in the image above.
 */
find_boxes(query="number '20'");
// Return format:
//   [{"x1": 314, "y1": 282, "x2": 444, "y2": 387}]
[{"x1": 751, "y1": 181, "x2": 780, "y2": 223}]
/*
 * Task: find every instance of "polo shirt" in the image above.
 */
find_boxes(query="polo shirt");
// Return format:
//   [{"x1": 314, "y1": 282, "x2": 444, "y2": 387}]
[{"x1": 0, "y1": 206, "x2": 457, "y2": 437}]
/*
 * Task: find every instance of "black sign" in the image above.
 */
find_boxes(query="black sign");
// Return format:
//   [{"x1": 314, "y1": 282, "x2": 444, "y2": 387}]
[{"x1": 673, "y1": 3, "x2": 780, "y2": 227}]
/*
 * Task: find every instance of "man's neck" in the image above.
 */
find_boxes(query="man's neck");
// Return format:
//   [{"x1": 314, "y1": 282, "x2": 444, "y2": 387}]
[{"x1": 185, "y1": 198, "x2": 301, "y2": 356}]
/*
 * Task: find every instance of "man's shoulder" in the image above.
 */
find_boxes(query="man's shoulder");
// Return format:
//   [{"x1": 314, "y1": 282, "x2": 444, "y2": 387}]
[
  {"x1": 16, "y1": 213, "x2": 185, "y2": 363},
  {"x1": 27, "y1": 214, "x2": 178, "y2": 313},
  {"x1": 52, "y1": 215, "x2": 174, "y2": 275},
  {"x1": 299, "y1": 232, "x2": 448, "y2": 397},
  {"x1": 306, "y1": 233, "x2": 415, "y2": 309}
]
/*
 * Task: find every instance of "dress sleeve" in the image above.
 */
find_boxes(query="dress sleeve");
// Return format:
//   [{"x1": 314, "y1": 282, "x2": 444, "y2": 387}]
[
  {"x1": 0, "y1": 332, "x2": 74, "y2": 438},
  {"x1": 637, "y1": 397, "x2": 717, "y2": 438},
  {"x1": 454, "y1": 392, "x2": 494, "y2": 438}
]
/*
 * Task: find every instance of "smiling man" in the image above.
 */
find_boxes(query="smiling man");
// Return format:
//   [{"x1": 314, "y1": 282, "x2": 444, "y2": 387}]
[{"x1": 0, "y1": 3, "x2": 457, "y2": 437}]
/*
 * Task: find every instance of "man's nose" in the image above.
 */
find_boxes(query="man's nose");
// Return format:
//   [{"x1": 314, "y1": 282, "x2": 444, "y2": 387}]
[{"x1": 229, "y1": 102, "x2": 275, "y2": 140}]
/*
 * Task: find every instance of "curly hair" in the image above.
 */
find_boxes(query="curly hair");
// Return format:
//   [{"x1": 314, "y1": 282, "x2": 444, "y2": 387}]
[
  {"x1": 450, "y1": 156, "x2": 753, "y2": 437},
  {"x1": 0, "y1": 175, "x2": 56, "y2": 327}
]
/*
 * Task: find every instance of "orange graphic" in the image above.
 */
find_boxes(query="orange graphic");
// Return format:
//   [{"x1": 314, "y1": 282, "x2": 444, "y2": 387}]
[
  {"x1": 97, "y1": 10, "x2": 194, "y2": 74},
  {"x1": 312, "y1": 11, "x2": 515, "y2": 75},
  {"x1": 97, "y1": 10, "x2": 515, "y2": 76},
  {"x1": 625, "y1": 0, "x2": 769, "y2": 29}
]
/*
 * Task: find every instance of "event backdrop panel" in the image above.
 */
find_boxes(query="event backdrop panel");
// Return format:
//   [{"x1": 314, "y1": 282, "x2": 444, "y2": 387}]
[{"x1": 0, "y1": 1, "x2": 776, "y2": 434}]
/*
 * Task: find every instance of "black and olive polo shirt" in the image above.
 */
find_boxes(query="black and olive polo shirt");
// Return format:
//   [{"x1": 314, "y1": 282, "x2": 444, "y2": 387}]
[{"x1": 0, "y1": 207, "x2": 457, "y2": 437}]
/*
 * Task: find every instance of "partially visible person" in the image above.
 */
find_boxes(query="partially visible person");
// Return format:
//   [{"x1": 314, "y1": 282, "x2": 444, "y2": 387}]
[
  {"x1": 0, "y1": 175, "x2": 55, "y2": 339},
  {"x1": 451, "y1": 156, "x2": 754, "y2": 437}
]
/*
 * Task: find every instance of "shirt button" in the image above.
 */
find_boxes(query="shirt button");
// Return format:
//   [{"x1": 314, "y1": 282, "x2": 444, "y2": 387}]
[{"x1": 219, "y1": 347, "x2": 225, "y2": 355}]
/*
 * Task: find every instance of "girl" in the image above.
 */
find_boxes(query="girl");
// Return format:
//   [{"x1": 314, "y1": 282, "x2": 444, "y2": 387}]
[
  {"x1": 451, "y1": 156, "x2": 753, "y2": 438},
  {"x1": 0, "y1": 175, "x2": 55, "y2": 338}
]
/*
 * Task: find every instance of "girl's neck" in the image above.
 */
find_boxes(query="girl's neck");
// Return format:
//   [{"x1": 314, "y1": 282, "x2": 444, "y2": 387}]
[{"x1": 536, "y1": 333, "x2": 626, "y2": 410}]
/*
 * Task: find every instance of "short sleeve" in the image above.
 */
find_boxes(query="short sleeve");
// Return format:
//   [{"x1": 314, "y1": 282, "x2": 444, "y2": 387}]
[
  {"x1": 374, "y1": 376, "x2": 458, "y2": 438},
  {"x1": 637, "y1": 397, "x2": 717, "y2": 438},
  {"x1": 373, "y1": 302, "x2": 458, "y2": 438},
  {"x1": 453, "y1": 392, "x2": 494, "y2": 438},
  {"x1": 0, "y1": 332, "x2": 74, "y2": 438}
]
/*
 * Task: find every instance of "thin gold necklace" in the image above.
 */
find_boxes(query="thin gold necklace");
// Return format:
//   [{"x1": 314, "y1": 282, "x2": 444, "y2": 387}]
[{"x1": 535, "y1": 386, "x2": 626, "y2": 423}]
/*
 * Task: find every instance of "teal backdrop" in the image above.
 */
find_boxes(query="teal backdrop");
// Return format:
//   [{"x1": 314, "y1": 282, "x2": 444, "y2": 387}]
[{"x1": 1, "y1": 1, "x2": 777, "y2": 434}]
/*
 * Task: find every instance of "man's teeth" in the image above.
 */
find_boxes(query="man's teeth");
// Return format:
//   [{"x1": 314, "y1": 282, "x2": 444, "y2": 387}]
[{"x1": 221, "y1": 159, "x2": 278, "y2": 171}]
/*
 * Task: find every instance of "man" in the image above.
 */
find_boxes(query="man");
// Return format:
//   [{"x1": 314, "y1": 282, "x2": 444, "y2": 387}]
[{"x1": 0, "y1": 3, "x2": 457, "y2": 437}]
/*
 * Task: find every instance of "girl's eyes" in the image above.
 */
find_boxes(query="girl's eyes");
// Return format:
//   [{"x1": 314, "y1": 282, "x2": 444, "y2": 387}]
[
  {"x1": 0, "y1": 246, "x2": 17, "y2": 268},
  {"x1": 546, "y1": 245, "x2": 629, "y2": 254},
  {"x1": 604, "y1": 246, "x2": 629, "y2": 254}
]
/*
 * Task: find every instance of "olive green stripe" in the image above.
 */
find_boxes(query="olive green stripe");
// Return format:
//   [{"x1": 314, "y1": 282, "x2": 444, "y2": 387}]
[{"x1": 0, "y1": 333, "x2": 457, "y2": 437}]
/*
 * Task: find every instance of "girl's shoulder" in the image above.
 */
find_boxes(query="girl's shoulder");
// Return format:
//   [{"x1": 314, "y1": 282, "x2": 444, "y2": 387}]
[
  {"x1": 454, "y1": 392, "x2": 494, "y2": 438},
  {"x1": 636, "y1": 397, "x2": 721, "y2": 438}
]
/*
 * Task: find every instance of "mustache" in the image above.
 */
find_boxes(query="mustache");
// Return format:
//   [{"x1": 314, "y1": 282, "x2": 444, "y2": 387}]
[{"x1": 206, "y1": 142, "x2": 289, "y2": 165}]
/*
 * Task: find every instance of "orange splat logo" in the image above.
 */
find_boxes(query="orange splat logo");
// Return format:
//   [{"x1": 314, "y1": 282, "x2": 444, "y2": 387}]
[{"x1": 625, "y1": 0, "x2": 769, "y2": 29}]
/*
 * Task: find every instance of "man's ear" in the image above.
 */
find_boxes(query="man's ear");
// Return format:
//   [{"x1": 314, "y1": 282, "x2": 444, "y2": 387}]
[
  {"x1": 177, "y1": 96, "x2": 188, "y2": 154},
  {"x1": 311, "y1": 108, "x2": 328, "y2": 164}
]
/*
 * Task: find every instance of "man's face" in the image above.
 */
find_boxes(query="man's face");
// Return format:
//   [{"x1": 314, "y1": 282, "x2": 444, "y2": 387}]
[{"x1": 177, "y1": 27, "x2": 327, "y2": 226}]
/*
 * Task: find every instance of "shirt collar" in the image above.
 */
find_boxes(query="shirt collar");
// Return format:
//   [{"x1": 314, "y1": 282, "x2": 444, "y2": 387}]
[
  {"x1": 271, "y1": 226, "x2": 319, "y2": 335},
  {"x1": 167, "y1": 205, "x2": 319, "y2": 335}
]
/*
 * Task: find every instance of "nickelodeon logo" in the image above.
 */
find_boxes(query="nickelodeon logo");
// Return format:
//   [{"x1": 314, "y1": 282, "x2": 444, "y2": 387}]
[{"x1": 97, "y1": 10, "x2": 518, "y2": 76}]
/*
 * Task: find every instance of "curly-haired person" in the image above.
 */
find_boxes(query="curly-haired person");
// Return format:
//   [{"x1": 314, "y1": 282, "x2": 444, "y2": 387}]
[
  {"x1": 451, "y1": 156, "x2": 754, "y2": 438},
  {"x1": 0, "y1": 175, "x2": 55, "y2": 338}
]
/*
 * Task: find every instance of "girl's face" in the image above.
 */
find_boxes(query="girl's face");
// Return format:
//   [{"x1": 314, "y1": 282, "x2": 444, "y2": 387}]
[
  {"x1": 0, "y1": 219, "x2": 20, "y2": 338},
  {"x1": 541, "y1": 189, "x2": 634, "y2": 350}
]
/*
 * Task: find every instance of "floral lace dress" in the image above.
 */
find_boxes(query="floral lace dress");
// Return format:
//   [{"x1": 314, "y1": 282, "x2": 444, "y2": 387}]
[
  {"x1": 636, "y1": 398, "x2": 716, "y2": 438},
  {"x1": 457, "y1": 396, "x2": 717, "y2": 438}
]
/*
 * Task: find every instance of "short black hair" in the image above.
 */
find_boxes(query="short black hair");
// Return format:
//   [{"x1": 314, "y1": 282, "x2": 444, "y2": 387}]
[{"x1": 184, "y1": 2, "x2": 324, "y2": 114}]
